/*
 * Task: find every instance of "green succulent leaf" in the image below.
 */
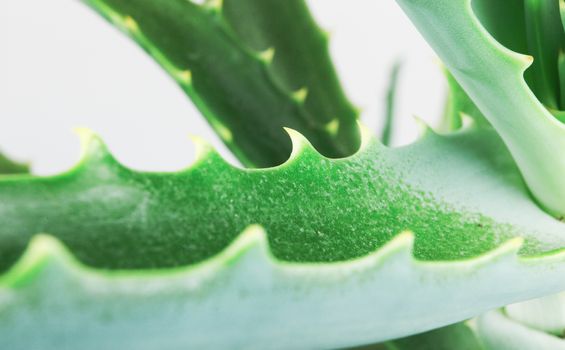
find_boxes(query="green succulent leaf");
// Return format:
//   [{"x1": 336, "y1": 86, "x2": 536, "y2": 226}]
[
  {"x1": 82, "y1": 0, "x2": 359, "y2": 168},
  {"x1": 395, "y1": 0, "x2": 565, "y2": 217},
  {"x1": 5, "y1": 1, "x2": 565, "y2": 347},
  {"x1": 1, "y1": 125, "x2": 565, "y2": 347},
  {"x1": 470, "y1": 0, "x2": 527, "y2": 55},
  {"x1": 522, "y1": 0, "x2": 565, "y2": 110},
  {"x1": 222, "y1": 0, "x2": 360, "y2": 152}
]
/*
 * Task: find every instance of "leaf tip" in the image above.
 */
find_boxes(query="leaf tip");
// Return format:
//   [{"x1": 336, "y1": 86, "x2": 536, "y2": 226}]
[
  {"x1": 283, "y1": 127, "x2": 311, "y2": 160},
  {"x1": 1, "y1": 234, "x2": 67, "y2": 288},
  {"x1": 209, "y1": 120, "x2": 233, "y2": 143},
  {"x1": 73, "y1": 127, "x2": 99, "y2": 153},
  {"x1": 188, "y1": 134, "x2": 215, "y2": 162},
  {"x1": 356, "y1": 121, "x2": 378, "y2": 151},
  {"x1": 220, "y1": 224, "x2": 270, "y2": 266},
  {"x1": 412, "y1": 115, "x2": 435, "y2": 139},
  {"x1": 175, "y1": 70, "x2": 193, "y2": 85},
  {"x1": 123, "y1": 15, "x2": 139, "y2": 33}
]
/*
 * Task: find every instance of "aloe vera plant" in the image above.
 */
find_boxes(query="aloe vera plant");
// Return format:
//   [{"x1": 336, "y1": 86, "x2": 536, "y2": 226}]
[{"x1": 2, "y1": 0, "x2": 565, "y2": 349}]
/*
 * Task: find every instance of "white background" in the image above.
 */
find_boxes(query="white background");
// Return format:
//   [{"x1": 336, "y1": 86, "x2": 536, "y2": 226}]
[{"x1": 0, "y1": 0, "x2": 443, "y2": 174}]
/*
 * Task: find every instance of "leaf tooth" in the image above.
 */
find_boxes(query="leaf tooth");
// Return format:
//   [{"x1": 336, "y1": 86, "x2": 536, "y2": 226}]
[
  {"x1": 283, "y1": 127, "x2": 311, "y2": 161},
  {"x1": 324, "y1": 118, "x2": 340, "y2": 136},
  {"x1": 174, "y1": 69, "x2": 193, "y2": 85},
  {"x1": 291, "y1": 87, "x2": 309, "y2": 104},
  {"x1": 123, "y1": 15, "x2": 139, "y2": 33},
  {"x1": 188, "y1": 134, "x2": 217, "y2": 165},
  {"x1": 370, "y1": 230, "x2": 415, "y2": 265},
  {"x1": 72, "y1": 128, "x2": 122, "y2": 177},
  {"x1": 74, "y1": 127, "x2": 103, "y2": 159},
  {"x1": 320, "y1": 28, "x2": 332, "y2": 42},
  {"x1": 208, "y1": 119, "x2": 233, "y2": 143},
  {"x1": 459, "y1": 112, "x2": 477, "y2": 130},
  {"x1": 219, "y1": 224, "x2": 270, "y2": 266},
  {"x1": 412, "y1": 115, "x2": 435, "y2": 140},
  {"x1": 257, "y1": 47, "x2": 275, "y2": 65},
  {"x1": 0, "y1": 234, "x2": 67, "y2": 288},
  {"x1": 356, "y1": 121, "x2": 380, "y2": 153},
  {"x1": 477, "y1": 237, "x2": 524, "y2": 266}
]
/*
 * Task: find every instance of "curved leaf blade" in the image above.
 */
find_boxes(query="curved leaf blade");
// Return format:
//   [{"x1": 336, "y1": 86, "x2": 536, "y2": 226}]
[
  {"x1": 222, "y1": 0, "x2": 360, "y2": 153},
  {"x1": 395, "y1": 0, "x2": 565, "y2": 216},
  {"x1": 82, "y1": 0, "x2": 359, "y2": 167}
]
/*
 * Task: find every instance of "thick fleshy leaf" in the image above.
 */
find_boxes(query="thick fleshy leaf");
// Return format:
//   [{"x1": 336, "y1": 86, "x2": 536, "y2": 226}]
[
  {"x1": 222, "y1": 0, "x2": 360, "y2": 152},
  {"x1": 82, "y1": 0, "x2": 359, "y2": 167},
  {"x1": 395, "y1": 0, "x2": 565, "y2": 216},
  {"x1": 1, "y1": 127, "x2": 565, "y2": 347},
  {"x1": 2, "y1": 126, "x2": 565, "y2": 270}
]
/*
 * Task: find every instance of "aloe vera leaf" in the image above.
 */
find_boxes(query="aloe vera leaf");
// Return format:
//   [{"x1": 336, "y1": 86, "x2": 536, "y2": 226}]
[
  {"x1": 476, "y1": 310, "x2": 565, "y2": 349},
  {"x1": 82, "y1": 0, "x2": 356, "y2": 168},
  {"x1": 523, "y1": 0, "x2": 564, "y2": 109},
  {"x1": 222, "y1": 0, "x2": 360, "y2": 152},
  {"x1": 0, "y1": 219, "x2": 564, "y2": 348},
  {"x1": 1, "y1": 126, "x2": 565, "y2": 270},
  {"x1": 475, "y1": 0, "x2": 565, "y2": 110},
  {"x1": 471, "y1": 0, "x2": 528, "y2": 55},
  {"x1": 0, "y1": 153, "x2": 27, "y2": 175},
  {"x1": 395, "y1": 0, "x2": 565, "y2": 217},
  {"x1": 1, "y1": 127, "x2": 565, "y2": 347},
  {"x1": 381, "y1": 62, "x2": 401, "y2": 145},
  {"x1": 440, "y1": 67, "x2": 488, "y2": 131}
]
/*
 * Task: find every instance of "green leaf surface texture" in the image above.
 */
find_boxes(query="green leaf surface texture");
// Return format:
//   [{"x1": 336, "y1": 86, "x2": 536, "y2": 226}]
[
  {"x1": 83, "y1": 0, "x2": 359, "y2": 168},
  {"x1": 2, "y1": 126, "x2": 565, "y2": 348},
  {"x1": 395, "y1": 0, "x2": 565, "y2": 216}
]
